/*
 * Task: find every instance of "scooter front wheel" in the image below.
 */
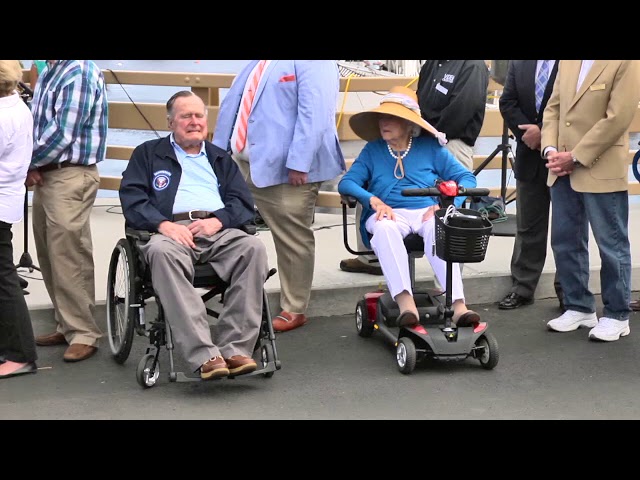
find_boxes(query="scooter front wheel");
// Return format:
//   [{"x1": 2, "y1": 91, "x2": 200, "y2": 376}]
[
  {"x1": 396, "y1": 337, "x2": 417, "y2": 374},
  {"x1": 475, "y1": 332, "x2": 499, "y2": 370}
]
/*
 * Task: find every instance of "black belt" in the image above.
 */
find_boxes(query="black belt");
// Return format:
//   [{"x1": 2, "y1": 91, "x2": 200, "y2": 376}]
[
  {"x1": 38, "y1": 161, "x2": 89, "y2": 173},
  {"x1": 173, "y1": 210, "x2": 215, "y2": 221}
]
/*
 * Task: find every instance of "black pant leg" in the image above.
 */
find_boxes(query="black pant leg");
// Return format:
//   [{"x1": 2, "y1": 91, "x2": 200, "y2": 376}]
[{"x1": 0, "y1": 222, "x2": 37, "y2": 364}]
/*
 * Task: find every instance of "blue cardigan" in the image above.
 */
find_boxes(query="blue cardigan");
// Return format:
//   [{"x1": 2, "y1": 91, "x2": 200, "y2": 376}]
[{"x1": 338, "y1": 135, "x2": 477, "y2": 248}]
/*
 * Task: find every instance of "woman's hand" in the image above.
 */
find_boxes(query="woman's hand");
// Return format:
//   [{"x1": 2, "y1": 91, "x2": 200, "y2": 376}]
[{"x1": 370, "y1": 196, "x2": 395, "y2": 221}]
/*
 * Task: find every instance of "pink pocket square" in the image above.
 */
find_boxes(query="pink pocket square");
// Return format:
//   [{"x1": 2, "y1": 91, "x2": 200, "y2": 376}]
[{"x1": 279, "y1": 74, "x2": 296, "y2": 83}]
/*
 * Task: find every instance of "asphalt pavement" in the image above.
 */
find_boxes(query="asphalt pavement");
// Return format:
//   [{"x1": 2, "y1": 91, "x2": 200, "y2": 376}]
[{"x1": 2, "y1": 295, "x2": 639, "y2": 420}]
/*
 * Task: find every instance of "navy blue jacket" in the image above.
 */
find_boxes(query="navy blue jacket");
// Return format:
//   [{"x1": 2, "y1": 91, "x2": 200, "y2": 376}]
[{"x1": 119, "y1": 136, "x2": 255, "y2": 232}]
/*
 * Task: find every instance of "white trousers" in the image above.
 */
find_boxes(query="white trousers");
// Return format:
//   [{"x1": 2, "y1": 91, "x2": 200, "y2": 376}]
[{"x1": 365, "y1": 207, "x2": 465, "y2": 302}]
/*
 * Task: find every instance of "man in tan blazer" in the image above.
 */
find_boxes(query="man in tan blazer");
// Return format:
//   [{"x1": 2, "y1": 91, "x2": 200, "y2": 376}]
[{"x1": 541, "y1": 60, "x2": 640, "y2": 341}]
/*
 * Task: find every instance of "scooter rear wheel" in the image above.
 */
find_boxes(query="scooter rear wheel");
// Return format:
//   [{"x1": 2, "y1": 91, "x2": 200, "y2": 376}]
[{"x1": 355, "y1": 299, "x2": 374, "y2": 338}]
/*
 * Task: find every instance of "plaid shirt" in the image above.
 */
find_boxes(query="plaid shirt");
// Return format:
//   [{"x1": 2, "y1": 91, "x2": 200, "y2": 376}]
[{"x1": 30, "y1": 60, "x2": 108, "y2": 169}]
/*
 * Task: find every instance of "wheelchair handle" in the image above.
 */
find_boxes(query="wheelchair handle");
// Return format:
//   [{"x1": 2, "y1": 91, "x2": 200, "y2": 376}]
[{"x1": 401, "y1": 186, "x2": 491, "y2": 198}]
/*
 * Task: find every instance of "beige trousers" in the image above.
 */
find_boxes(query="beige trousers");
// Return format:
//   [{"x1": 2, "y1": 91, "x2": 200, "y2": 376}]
[
  {"x1": 236, "y1": 160, "x2": 320, "y2": 314},
  {"x1": 31, "y1": 165, "x2": 102, "y2": 346},
  {"x1": 444, "y1": 139, "x2": 474, "y2": 171}
]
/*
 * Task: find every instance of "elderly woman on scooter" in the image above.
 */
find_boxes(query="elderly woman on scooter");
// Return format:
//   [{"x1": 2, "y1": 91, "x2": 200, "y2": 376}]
[{"x1": 338, "y1": 86, "x2": 481, "y2": 327}]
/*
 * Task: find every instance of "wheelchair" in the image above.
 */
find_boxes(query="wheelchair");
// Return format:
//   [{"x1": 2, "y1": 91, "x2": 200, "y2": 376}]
[{"x1": 105, "y1": 224, "x2": 281, "y2": 388}]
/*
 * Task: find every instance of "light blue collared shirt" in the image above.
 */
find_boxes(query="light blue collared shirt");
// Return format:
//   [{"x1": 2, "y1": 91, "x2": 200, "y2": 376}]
[{"x1": 170, "y1": 134, "x2": 225, "y2": 214}]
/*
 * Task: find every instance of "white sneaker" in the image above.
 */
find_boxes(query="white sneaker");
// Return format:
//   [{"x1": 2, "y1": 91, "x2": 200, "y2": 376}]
[
  {"x1": 588, "y1": 317, "x2": 630, "y2": 342},
  {"x1": 547, "y1": 310, "x2": 598, "y2": 332}
]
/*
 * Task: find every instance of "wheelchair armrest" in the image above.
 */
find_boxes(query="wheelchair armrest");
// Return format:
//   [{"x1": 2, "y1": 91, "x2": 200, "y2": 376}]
[
  {"x1": 239, "y1": 223, "x2": 257, "y2": 235},
  {"x1": 340, "y1": 194, "x2": 358, "y2": 209},
  {"x1": 125, "y1": 227, "x2": 151, "y2": 243}
]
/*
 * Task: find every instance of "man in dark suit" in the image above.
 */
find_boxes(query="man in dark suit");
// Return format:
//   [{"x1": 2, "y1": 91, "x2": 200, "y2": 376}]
[{"x1": 497, "y1": 60, "x2": 563, "y2": 310}]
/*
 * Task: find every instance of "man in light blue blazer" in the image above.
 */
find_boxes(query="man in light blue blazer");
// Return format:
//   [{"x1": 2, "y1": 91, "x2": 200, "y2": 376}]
[{"x1": 213, "y1": 60, "x2": 345, "y2": 333}]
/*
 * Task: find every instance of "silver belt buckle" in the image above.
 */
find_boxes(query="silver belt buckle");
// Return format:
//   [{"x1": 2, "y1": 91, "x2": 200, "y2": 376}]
[{"x1": 188, "y1": 210, "x2": 197, "y2": 221}]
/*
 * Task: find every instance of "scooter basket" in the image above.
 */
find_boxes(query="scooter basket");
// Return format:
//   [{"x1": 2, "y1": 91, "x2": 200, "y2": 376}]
[{"x1": 434, "y1": 208, "x2": 492, "y2": 263}]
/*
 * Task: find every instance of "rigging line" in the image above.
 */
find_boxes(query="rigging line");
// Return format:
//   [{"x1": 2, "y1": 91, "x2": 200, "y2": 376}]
[{"x1": 107, "y1": 69, "x2": 161, "y2": 138}]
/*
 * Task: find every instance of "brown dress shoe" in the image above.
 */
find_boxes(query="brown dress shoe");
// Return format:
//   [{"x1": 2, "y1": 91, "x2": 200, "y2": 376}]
[
  {"x1": 273, "y1": 311, "x2": 307, "y2": 332},
  {"x1": 63, "y1": 344, "x2": 97, "y2": 362},
  {"x1": 35, "y1": 332, "x2": 67, "y2": 346},
  {"x1": 200, "y1": 356, "x2": 229, "y2": 380},
  {"x1": 340, "y1": 258, "x2": 383, "y2": 276},
  {"x1": 225, "y1": 355, "x2": 257, "y2": 376}
]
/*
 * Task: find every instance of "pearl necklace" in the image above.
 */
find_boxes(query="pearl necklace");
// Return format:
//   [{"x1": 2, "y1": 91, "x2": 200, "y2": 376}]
[{"x1": 387, "y1": 136, "x2": 412, "y2": 179}]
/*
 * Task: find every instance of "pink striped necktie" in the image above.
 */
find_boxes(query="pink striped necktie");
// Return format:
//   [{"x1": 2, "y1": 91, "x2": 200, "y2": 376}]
[{"x1": 235, "y1": 60, "x2": 267, "y2": 152}]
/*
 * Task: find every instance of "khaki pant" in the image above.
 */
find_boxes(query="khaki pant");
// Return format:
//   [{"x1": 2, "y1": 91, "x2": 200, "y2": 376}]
[
  {"x1": 32, "y1": 165, "x2": 102, "y2": 346},
  {"x1": 236, "y1": 159, "x2": 320, "y2": 314}
]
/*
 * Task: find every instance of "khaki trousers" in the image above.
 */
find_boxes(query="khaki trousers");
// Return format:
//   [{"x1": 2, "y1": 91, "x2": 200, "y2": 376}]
[
  {"x1": 236, "y1": 160, "x2": 320, "y2": 314},
  {"x1": 32, "y1": 165, "x2": 102, "y2": 346},
  {"x1": 444, "y1": 139, "x2": 474, "y2": 171}
]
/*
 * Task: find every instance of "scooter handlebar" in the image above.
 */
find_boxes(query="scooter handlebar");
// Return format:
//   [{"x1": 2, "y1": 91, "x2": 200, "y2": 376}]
[{"x1": 401, "y1": 186, "x2": 491, "y2": 197}]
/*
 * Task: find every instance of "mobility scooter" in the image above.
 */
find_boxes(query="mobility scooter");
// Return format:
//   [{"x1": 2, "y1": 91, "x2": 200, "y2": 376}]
[{"x1": 342, "y1": 180, "x2": 500, "y2": 374}]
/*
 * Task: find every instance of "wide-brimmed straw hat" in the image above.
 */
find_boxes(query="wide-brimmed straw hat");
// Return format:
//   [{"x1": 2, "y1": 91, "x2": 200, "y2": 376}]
[{"x1": 349, "y1": 86, "x2": 441, "y2": 142}]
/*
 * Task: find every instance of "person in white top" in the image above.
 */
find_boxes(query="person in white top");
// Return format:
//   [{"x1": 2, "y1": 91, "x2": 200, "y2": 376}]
[{"x1": 0, "y1": 60, "x2": 38, "y2": 379}]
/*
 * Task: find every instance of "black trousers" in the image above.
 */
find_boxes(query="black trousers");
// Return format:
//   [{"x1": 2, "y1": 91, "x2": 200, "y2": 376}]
[
  {"x1": 510, "y1": 177, "x2": 561, "y2": 299},
  {"x1": 0, "y1": 221, "x2": 37, "y2": 364}
]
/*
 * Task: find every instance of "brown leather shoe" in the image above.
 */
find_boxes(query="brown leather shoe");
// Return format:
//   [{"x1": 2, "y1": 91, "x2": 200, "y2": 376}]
[
  {"x1": 63, "y1": 344, "x2": 97, "y2": 362},
  {"x1": 225, "y1": 355, "x2": 257, "y2": 376},
  {"x1": 35, "y1": 332, "x2": 67, "y2": 346},
  {"x1": 340, "y1": 258, "x2": 383, "y2": 276},
  {"x1": 273, "y1": 311, "x2": 307, "y2": 332},
  {"x1": 200, "y1": 356, "x2": 229, "y2": 380}
]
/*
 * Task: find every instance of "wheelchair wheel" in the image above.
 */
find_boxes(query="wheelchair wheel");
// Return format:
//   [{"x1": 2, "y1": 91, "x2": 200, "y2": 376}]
[
  {"x1": 633, "y1": 148, "x2": 640, "y2": 183},
  {"x1": 106, "y1": 238, "x2": 137, "y2": 364},
  {"x1": 260, "y1": 343, "x2": 275, "y2": 378},
  {"x1": 136, "y1": 353, "x2": 159, "y2": 388}
]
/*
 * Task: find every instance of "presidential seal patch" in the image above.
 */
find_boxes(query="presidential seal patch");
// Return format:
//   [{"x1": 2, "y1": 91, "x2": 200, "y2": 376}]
[{"x1": 153, "y1": 170, "x2": 171, "y2": 191}]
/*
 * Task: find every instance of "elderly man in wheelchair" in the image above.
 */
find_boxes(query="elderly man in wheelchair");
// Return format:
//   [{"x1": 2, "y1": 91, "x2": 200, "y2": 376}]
[{"x1": 118, "y1": 90, "x2": 272, "y2": 382}]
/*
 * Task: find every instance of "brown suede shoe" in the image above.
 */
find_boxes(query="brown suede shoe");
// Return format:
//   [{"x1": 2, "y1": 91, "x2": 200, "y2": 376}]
[
  {"x1": 63, "y1": 344, "x2": 97, "y2": 362},
  {"x1": 200, "y1": 356, "x2": 229, "y2": 380},
  {"x1": 273, "y1": 311, "x2": 308, "y2": 333},
  {"x1": 225, "y1": 355, "x2": 257, "y2": 376},
  {"x1": 35, "y1": 332, "x2": 67, "y2": 346},
  {"x1": 340, "y1": 258, "x2": 383, "y2": 276}
]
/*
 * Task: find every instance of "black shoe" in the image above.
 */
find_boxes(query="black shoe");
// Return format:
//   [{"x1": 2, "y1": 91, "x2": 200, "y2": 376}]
[{"x1": 498, "y1": 292, "x2": 533, "y2": 310}]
